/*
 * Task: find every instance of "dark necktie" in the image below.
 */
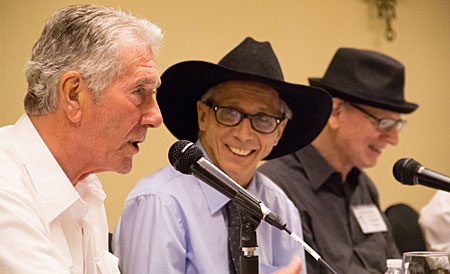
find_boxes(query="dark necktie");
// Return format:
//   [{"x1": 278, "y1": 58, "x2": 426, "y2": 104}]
[{"x1": 225, "y1": 201, "x2": 242, "y2": 274}]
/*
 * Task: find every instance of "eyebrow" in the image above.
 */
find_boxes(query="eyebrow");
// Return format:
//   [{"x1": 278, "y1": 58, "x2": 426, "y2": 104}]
[{"x1": 137, "y1": 78, "x2": 161, "y2": 88}]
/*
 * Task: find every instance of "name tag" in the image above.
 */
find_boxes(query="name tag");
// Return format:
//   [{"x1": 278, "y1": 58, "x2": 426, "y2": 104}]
[{"x1": 351, "y1": 204, "x2": 388, "y2": 234}]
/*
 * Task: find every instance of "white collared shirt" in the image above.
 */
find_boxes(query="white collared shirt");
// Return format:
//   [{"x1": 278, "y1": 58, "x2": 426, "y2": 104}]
[
  {"x1": 419, "y1": 190, "x2": 450, "y2": 253},
  {"x1": 0, "y1": 114, "x2": 120, "y2": 274}
]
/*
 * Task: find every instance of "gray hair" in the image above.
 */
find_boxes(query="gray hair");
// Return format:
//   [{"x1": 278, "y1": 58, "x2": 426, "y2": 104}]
[
  {"x1": 24, "y1": 4, "x2": 163, "y2": 115},
  {"x1": 200, "y1": 83, "x2": 293, "y2": 119}
]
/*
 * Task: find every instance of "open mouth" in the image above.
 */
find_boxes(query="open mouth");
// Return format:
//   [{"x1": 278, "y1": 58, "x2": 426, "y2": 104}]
[
  {"x1": 130, "y1": 141, "x2": 141, "y2": 149},
  {"x1": 227, "y1": 145, "x2": 253, "y2": 156}
]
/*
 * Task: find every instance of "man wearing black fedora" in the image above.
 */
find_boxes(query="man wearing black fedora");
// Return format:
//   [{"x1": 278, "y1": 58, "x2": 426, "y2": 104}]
[
  {"x1": 113, "y1": 37, "x2": 332, "y2": 274},
  {"x1": 259, "y1": 48, "x2": 419, "y2": 273}
]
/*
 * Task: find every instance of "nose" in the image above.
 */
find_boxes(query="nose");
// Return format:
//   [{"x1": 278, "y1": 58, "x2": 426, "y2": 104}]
[
  {"x1": 381, "y1": 127, "x2": 399, "y2": 146},
  {"x1": 141, "y1": 96, "x2": 163, "y2": 128},
  {"x1": 233, "y1": 118, "x2": 254, "y2": 141}
]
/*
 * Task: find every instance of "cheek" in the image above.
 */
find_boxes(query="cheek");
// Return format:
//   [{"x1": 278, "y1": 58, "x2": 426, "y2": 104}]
[
  {"x1": 203, "y1": 118, "x2": 225, "y2": 140},
  {"x1": 335, "y1": 128, "x2": 360, "y2": 153},
  {"x1": 206, "y1": 129, "x2": 224, "y2": 153},
  {"x1": 351, "y1": 123, "x2": 380, "y2": 142},
  {"x1": 258, "y1": 136, "x2": 278, "y2": 157},
  {"x1": 110, "y1": 105, "x2": 141, "y2": 129}
]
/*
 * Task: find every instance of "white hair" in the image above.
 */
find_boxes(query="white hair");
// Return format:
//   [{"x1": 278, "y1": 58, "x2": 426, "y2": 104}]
[{"x1": 24, "y1": 4, "x2": 163, "y2": 115}]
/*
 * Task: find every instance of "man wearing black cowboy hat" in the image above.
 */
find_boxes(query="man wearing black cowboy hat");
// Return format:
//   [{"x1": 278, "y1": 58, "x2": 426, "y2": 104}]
[
  {"x1": 259, "y1": 48, "x2": 419, "y2": 274},
  {"x1": 113, "y1": 37, "x2": 331, "y2": 274}
]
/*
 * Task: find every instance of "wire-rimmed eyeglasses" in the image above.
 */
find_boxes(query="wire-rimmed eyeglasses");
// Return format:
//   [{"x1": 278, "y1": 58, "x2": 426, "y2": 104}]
[
  {"x1": 349, "y1": 103, "x2": 407, "y2": 133},
  {"x1": 203, "y1": 101, "x2": 285, "y2": 134}
]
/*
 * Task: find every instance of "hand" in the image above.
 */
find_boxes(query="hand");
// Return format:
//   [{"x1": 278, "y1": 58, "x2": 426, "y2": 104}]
[{"x1": 271, "y1": 256, "x2": 302, "y2": 274}]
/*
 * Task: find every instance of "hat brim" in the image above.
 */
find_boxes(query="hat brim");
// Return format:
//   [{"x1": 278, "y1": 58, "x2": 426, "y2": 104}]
[
  {"x1": 158, "y1": 61, "x2": 332, "y2": 160},
  {"x1": 309, "y1": 78, "x2": 418, "y2": 114}
]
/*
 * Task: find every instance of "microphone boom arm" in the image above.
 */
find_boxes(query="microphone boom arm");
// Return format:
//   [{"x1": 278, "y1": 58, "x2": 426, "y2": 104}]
[
  {"x1": 417, "y1": 166, "x2": 450, "y2": 192},
  {"x1": 169, "y1": 140, "x2": 340, "y2": 274},
  {"x1": 191, "y1": 158, "x2": 264, "y2": 222}
]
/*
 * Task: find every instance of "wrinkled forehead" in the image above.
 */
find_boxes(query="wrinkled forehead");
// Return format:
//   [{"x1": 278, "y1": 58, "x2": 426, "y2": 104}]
[{"x1": 117, "y1": 43, "x2": 160, "y2": 82}]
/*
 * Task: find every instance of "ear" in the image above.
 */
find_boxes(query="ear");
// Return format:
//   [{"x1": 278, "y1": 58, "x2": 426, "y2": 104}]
[
  {"x1": 272, "y1": 118, "x2": 288, "y2": 146},
  {"x1": 59, "y1": 71, "x2": 84, "y2": 123},
  {"x1": 328, "y1": 97, "x2": 345, "y2": 130},
  {"x1": 197, "y1": 101, "x2": 209, "y2": 131}
]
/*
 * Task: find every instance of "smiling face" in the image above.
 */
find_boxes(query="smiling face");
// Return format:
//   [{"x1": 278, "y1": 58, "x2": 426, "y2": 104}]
[
  {"x1": 197, "y1": 80, "x2": 287, "y2": 187},
  {"x1": 334, "y1": 101, "x2": 400, "y2": 169},
  {"x1": 79, "y1": 44, "x2": 163, "y2": 174}
]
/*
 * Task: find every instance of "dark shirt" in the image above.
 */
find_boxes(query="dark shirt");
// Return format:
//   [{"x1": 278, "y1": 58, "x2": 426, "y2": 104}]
[{"x1": 258, "y1": 144, "x2": 400, "y2": 274}]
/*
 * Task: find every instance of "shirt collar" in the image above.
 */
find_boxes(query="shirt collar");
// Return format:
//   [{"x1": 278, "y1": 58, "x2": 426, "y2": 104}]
[
  {"x1": 195, "y1": 140, "x2": 258, "y2": 216},
  {"x1": 11, "y1": 114, "x2": 105, "y2": 223},
  {"x1": 296, "y1": 144, "x2": 361, "y2": 191},
  {"x1": 295, "y1": 144, "x2": 339, "y2": 191}
]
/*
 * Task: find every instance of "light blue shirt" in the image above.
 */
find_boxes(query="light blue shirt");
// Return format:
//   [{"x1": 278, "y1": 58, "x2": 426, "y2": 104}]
[{"x1": 113, "y1": 142, "x2": 306, "y2": 274}]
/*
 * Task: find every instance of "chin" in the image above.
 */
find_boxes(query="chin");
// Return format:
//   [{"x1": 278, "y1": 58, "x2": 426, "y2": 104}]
[
  {"x1": 225, "y1": 167, "x2": 252, "y2": 186},
  {"x1": 114, "y1": 159, "x2": 133, "y2": 174},
  {"x1": 362, "y1": 159, "x2": 378, "y2": 169}
]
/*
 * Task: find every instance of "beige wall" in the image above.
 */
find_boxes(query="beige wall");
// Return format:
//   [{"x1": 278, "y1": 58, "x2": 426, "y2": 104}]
[{"x1": 2, "y1": 0, "x2": 449, "y2": 232}]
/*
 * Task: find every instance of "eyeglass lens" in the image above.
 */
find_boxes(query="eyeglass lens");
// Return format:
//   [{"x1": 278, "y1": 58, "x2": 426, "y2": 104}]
[
  {"x1": 378, "y1": 119, "x2": 406, "y2": 133},
  {"x1": 215, "y1": 106, "x2": 279, "y2": 133},
  {"x1": 349, "y1": 103, "x2": 406, "y2": 133}
]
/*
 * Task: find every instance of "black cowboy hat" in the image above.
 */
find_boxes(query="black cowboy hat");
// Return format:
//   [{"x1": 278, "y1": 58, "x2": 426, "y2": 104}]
[
  {"x1": 157, "y1": 37, "x2": 332, "y2": 159},
  {"x1": 309, "y1": 47, "x2": 418, "y2": 114}
]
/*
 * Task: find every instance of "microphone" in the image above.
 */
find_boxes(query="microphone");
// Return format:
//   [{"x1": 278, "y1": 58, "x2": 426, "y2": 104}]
[
  {"x1": 168, "y1": 140, "x2": 339, "y2": 274},
  {"x1": 168, "y1": 139, "x2": 285, "y2": 229},
  {"x1": 393, "y1": 158, "x2": 450, "y2": 192}
]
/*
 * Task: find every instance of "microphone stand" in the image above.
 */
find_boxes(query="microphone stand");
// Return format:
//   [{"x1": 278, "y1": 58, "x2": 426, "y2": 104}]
[
  {"x1": 237, "y1": 208, "x2": 261, "y2": 274},
  {"x1": 168, "y1": 141, "x2": 339, "y2": 274}
]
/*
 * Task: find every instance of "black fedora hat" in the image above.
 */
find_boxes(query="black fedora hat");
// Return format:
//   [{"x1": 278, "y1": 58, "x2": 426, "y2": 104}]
[
  {"x1": 309, "y1": 48, "x2": 418, "y2": 114},
  {"x1": 157, "y1": 37, "x2": 332, "y2": 159}
]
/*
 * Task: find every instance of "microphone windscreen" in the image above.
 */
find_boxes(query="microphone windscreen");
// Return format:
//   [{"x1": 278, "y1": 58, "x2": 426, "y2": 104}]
[
  {"x1": 393, "y1": 158, "x2": 421, "y2": 185},
  {"x1": 168, "y1": 140, "x2": 203, "y2": 174}
]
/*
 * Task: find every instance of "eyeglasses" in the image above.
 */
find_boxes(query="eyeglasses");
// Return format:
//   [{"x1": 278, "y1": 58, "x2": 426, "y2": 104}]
[
  {"x1": 348, "y1": 103, "x2": 407, "y2": 133},
  {"x1": 203, "y1": 101, "x2": 285, "y2": 134}
]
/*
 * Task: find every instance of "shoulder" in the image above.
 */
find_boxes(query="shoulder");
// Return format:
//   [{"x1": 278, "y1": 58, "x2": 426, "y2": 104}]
[
  {"x1": 259, "y1": 153, "x2": 304, "y2": 181},
  {"x1": 259, "y1": 153, "x2": 297, "y2": 172},
  {"x1": 0, "y1": 125, "x2": 22, "y2": 179},
  {"x1": 0, "y1": 159, "x2": 42, "y2": 231},
  {"x1": 0, "y1": 129, "x2": 35, "y2": 202},
  {"x1": 256, "y1": 172, "x2": 288, "y2": 195},
  {"x1": 255, "y1": 172, "x2": 299, "y2": 213},
  {"x1": 125, "y1": 164, "x2": 203, "y2": 205},
  {"x1": 0, "y1": 124, "x2": 14, "y2": 137},
  {"x1": 422, "y1": 190, "x2": 450, "y2": 212},
  {"x1": 432, "y1": 190, "x2": 450, "y2": 203},
  {"x1": 258, "y1": 153, "x2": 309, "y2": 194}
]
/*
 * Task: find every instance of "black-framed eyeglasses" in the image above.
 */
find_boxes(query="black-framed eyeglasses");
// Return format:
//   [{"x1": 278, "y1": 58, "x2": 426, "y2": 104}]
[
  {"x1": 348, "y1": 103, "x2": 407, "y2": 133},
  {"x1": 203, "y1": 101, "x2": 285, "y2": 134}
]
